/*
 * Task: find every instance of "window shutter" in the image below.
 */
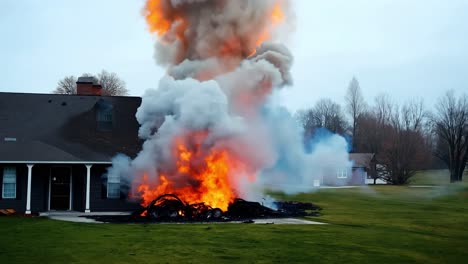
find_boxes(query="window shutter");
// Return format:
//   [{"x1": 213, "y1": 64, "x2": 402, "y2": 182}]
[
  {"x1": 15, "y1": 168, "x2": 21, "y2": 200},
  {"x1": 101, "y1": 175, "x2": 107, "y2": 199},
  {"x1": 16, "y1": 174, "x2": 23, "y2": 200},
  {"x1": 0, "y1": 167, "x2": 3, "y2": 200}
]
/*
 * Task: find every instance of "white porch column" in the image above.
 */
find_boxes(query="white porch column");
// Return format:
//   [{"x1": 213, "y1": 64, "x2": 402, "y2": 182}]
[
  {"x1": 85, "y1": 164, "x2": 92, "y2": 213},
  {"x1": 25, "y1": 164, "x2": 34, "y2": 214}
]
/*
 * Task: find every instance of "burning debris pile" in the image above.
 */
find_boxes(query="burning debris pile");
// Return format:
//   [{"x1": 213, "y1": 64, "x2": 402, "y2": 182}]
[
  {"x1": 133, "y1": 194, "x2": 321, "y2": 222},
  {"x1": 106, "y1": 0, "x2": 351, "y2": 221}
]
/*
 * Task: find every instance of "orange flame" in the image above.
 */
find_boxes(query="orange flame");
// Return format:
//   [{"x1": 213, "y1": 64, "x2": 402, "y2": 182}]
[
  {"x1": 272, "y1": 2, "x2": 285, "y2": 25},
  {"x1": 249, "y1": 1, "x2": 286, "y2": 56},
  {"x1": 135, "y1": 132, "x2": 252, "y2": 211},
  {"x1": 138, "y1": 0, "x2": 285, "y2": 210},
  {"x1": 144, "y1": 0, "x2": 171, "y2": 35},
  {"x1": 145, "y1": 0, "x2": 287, "y2": 59}
]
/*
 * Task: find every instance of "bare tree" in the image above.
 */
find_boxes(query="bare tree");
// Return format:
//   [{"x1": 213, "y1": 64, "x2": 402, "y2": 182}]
[
  {"x1": 356, "y1": 96, "x2": 430, "y2": 184},
  {"x1": 345, "y1": 77, "x2": 366, "y2": 151},
  {"x1": 401, "y1": 98, "x2": 426, "y2": 132},
  {"x1": 355, "y1": 94, "x2": 394, "y2": 157},
  {"x1": 297, "y1": 98, "x2": 347, "y2": 136},
  {"x1": 54, "y1": 76, "x2": 77, "y2": 94},
  {"x1": 295, "y1": 109, "x2": 310, "y2": 130},
  {"x1": 378, "y1": 101, "x2": 431, "y2": 185},
  {"x1": 98, "y1": 70, "x2": 128, "y2": 96},
  {"x1": 355, "y1": 113, "x2": 385, "y2": 184},
  {"x1": 432, "y1": 91, "x2": 468, "y2": 182},
  {"x1": 52, "y1": 70, "x2": 128, "y2": 96},
  {"x1": 374, "y1": 93, "x2": 394, "y2": 125}
]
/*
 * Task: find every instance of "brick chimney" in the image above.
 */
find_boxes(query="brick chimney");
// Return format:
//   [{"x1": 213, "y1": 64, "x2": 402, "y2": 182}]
[{"x1": 76, "y1": 76, "x2": 102, "y2": 96}]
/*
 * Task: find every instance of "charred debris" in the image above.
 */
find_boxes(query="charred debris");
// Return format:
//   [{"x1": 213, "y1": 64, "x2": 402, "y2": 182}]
[{"x1": 132, "y1": 194, "x2": 322, "y2": 222}]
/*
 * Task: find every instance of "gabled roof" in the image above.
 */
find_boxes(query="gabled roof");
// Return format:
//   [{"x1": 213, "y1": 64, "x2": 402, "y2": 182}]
[
  {"x1": 349, "y1": 153, "x2": 375, "y2": 168},
  {"x1": 0, "y1": 92, "x2": 142, "y2": 163}
]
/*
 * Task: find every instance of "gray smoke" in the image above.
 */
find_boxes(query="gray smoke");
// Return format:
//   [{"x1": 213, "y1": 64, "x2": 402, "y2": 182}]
[{"x1": 109, "y1": 0, "x2": 351, "y2": 204}]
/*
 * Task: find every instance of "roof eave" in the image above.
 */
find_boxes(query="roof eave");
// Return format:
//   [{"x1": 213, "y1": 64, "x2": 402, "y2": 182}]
[{"x1": 0, "y1": 161, "x2": 112, "y2": 164}]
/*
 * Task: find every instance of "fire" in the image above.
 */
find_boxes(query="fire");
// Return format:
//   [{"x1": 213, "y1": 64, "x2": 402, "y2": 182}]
[
  {"x1": 135, "y1": 0, "x2": 289, "y2": 212},
  {"x1": 249, "y1": 1, "x2": 286, "y2": 56},
  {"x1": 144, "y1": 0, "x2": 171, "y2": 35},
  {"x1": 272, "y1": 2, "x2": 285, "y2": 25},
  {"x1": 136, "y1": 132, "x2": 247, "y2": 211},
  {"x1": 145, "y1": 0, "x2": 287, "y2": 59}
]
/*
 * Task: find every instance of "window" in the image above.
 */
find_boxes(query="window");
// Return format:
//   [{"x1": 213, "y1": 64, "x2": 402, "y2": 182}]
[
  {"x1": 107, "y1": 174, "x2": 120, "y2": 199},
  {"x1": 2, "y1": 167, "x2": 16, "y2": 199},
  {"x1": 96, "y1": 99, "x2": 113, "y2": 131},
  {"x1": 97, "y1": 108, "x2": 113, "y2": 131},
  {"x1": 97, "y1": 110, "x2": 112, "y2": 122},
  {"x1": 337, "y1": 169, "x2": 348, "y2": 179}
]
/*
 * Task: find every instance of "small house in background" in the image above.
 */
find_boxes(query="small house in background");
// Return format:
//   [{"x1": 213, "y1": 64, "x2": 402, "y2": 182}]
[
  {"x1": 348, "y1": 153, "x2": 383, "y2": 184},
  {"x1": 320, "y1": 153, "x2": 378, "y2": 186}
]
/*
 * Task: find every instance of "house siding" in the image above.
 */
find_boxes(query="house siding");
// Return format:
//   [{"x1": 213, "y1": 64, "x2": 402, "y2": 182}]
[
  {"x1": 72, "y1": 165, "x2": 86, "y2": 212},
  {"x1": 89, "y1": 165, "x2": 140, "y2": 212},
  {"x1": 350, "y1": 168, "x2": 366, "y2": 185},
  {"x1": 0, "y1": 163, "x2": 139, "y2": 213},
  {"x1": 30, "y1": 165, "x2": 49, "y2": 212}
]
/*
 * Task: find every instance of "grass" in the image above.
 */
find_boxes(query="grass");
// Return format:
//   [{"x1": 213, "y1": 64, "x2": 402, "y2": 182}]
[
  {"x1": 1, "y1": 174, "x2": 468, "y2": 263},
  {"x1": 410, "y1": 170, "x2": 468, "y2": 185}
]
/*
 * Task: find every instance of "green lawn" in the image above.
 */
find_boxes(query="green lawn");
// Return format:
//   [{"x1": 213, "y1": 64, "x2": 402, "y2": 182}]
[
  {"x1": 410, "y1": 170, "x2": 468, "y2": 185},
  {"x1": 1, "y1": 181, "x2": 468, "y2": 263}
]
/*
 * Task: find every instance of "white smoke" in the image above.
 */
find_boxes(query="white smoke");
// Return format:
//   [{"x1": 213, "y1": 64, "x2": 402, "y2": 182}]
[{"x1": 108, "y1": 0, "x2": 351, "y2": 205}]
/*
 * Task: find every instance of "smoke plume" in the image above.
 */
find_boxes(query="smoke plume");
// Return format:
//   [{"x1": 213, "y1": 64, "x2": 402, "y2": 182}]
[{"x1": 109, "y1": 0, "x2": 351, "y2": 210}]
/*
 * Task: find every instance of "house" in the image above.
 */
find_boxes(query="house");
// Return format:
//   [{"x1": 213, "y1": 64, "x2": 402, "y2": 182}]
[
  {"x1": 0, "y1": 79, "x2": 143, "y2": 214},
  {"x1": 311, "y1": 153, "x2": 378, "y2": 186},
  {"x1": 348, "y1": 153, "x2": 384, "y2": 184}
]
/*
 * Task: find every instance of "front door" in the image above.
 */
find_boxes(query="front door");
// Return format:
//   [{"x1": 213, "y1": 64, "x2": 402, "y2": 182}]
[{"x1": 50, "y1": 167, "x2": 71, "y2": 210}]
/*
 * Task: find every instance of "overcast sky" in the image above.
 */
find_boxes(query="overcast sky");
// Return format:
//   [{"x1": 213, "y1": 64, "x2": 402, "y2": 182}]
[{"x1": 1, "y1": 0, "x2": 467, "y2": 112}]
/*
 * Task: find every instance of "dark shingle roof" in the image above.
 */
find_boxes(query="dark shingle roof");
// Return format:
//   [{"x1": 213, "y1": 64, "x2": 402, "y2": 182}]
[{"x1": 0, "y1": 92, "x2": 142, "y2": 162}]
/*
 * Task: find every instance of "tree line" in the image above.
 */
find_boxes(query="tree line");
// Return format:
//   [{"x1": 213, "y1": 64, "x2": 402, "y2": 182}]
[{"x1": 296, "y1": 77, "x2": 468, "y2": 184}]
